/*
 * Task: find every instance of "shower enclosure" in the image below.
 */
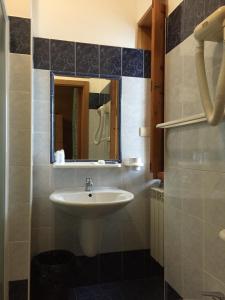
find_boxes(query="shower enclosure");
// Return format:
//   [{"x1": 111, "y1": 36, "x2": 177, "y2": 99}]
[{"x1": 0, "y1": 0, "x2": 8, "y2": 299}]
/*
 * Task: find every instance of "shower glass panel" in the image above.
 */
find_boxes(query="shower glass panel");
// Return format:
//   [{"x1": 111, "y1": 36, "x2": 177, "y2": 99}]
[{"x1": 0, "y1": 1, "x2": 7, "y2": 298}]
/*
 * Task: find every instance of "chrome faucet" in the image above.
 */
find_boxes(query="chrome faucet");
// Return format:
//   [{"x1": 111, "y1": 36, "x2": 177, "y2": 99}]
[
  {"x1": 85, "y1": 177, "x2": 93, "y2": 192},
  {"x1": 201, "y1": 291, "x2": 225, "y2": 300}
]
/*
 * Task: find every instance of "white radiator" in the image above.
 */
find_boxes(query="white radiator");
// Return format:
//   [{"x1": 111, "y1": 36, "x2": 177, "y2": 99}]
[{"x1": 150, "y1": 188, "x2": 164, "y2": 267}]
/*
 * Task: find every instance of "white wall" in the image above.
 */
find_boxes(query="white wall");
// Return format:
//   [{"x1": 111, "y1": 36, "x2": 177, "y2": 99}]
[
  {"x1": 167, "y1": 0, "x2": 183, "y2": 15},
  {"x1": 136, "y1": 0, "x2": 151, "y2": 21},
  {"x1": 5, "y1": 0, "x2": 31, "y2": 17},
  {"x1": 32, "y1": 0, "x2": 137, "y2": 48}
]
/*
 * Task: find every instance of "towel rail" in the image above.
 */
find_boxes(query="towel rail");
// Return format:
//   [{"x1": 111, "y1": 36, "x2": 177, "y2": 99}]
[{"x1": 156, "y1": 113, "x2": 207, "y2": 129}]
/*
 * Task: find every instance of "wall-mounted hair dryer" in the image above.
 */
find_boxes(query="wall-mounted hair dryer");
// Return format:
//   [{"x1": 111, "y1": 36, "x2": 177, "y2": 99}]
[
  {"x1": 94, "y1": 101, "x2": 110, "y2": 145},
  {"x1": 194, "y1": 6, "x2": 225, "y2": 125}
]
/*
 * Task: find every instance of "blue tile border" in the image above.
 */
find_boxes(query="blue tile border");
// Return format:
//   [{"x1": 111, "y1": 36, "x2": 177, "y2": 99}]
[
  {"x1": 76, "y1": 42, "x2": 100, "y2": 76},
  {"x1": 33, "y1": 37, "x2": 50, "y2": 69},
  {"x1": 122, "y1": 48, "x2": 144, "y2": 77},
  {"x1": 33, "y1": 37, "x2": 151, "y2": 78},
  {"x1": 166, "y1": 0, "x2": 225, "y2": 53},
  {"x1": 100, "y1": 45, "x2": 122, "y2": 76},
  {"x1": 9, "y1": 17, "x2": 31, "y2": 55}
]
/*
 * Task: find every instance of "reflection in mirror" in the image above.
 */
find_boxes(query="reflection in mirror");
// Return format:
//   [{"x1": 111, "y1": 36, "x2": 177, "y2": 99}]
[{"x1": 51, "y1": 74, "x2": 121, "y2": 162}]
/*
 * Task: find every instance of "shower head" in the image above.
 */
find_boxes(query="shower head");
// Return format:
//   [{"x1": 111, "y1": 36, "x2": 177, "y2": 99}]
[
  {"x1": 97, "y1": 101, "x2": 110, "y2": 114},
  {"x1": 194, "y1": 6, "x2": 225, "y2": 42}
]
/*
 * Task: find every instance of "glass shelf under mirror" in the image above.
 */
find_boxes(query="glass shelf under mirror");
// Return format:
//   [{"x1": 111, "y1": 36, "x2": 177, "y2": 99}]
[{"x1": 52, "y1": 162, "x2": 122, "y2": 168}]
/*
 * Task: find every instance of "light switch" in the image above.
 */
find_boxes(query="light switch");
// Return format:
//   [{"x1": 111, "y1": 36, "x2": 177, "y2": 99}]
[{"x1": 139, "y1": 127, "x2": 150, "y2": 137}]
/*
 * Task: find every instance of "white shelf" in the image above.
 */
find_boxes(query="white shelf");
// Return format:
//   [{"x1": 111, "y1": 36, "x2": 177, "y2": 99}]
[
  {"x1": 53, "y1": 162, "x2": 122, "y2": 169},
  {"x1": 123, "y1": 162, "x2": 144, "y2": 167},
  {"x1": 156, "y1": 113, "x2": 207, "y2": 129}
]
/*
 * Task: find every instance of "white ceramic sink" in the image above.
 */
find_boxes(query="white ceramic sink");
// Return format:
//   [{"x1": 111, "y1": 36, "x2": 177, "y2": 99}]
[
  {"x1": 50, "y1": 188, "x2": 134, "y2": 218},
  {"x1": 49, "y1": 188, "x2": 134, "y2": 257}
]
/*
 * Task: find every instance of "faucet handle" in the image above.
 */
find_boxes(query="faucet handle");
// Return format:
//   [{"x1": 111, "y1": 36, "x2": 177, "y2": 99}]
[{"x1": 201, "y1": 291, "x2": 225, "y2": 300}]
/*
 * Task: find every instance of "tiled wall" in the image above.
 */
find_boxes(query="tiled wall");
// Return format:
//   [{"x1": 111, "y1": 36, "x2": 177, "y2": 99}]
[
  {"x1": 32, "y1": 13, "x2": 152, "y2": 257},
  {"x1": 8, "y1": 16, "x2": 32, "y2": 300},
  {"x1": 165, "y1": 0, "x2": 225, "y2": 298},
  {"x1": 33, "y1": 38, "x2": 151, "y2": 78},
  {"x1": 32, "y1": 69, "x2": 151, "y2": 256},
  {"x1": 166, "y1": 0, "x2": 225, "y2": 53}
]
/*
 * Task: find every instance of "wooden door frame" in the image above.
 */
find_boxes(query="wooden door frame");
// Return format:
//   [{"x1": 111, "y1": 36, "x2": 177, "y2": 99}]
[
  {"x1": 54, "y1": 78, "x2": 89, "y2": 159},
  {"x1": 109, "y1": 80, "x2": 119, "y2": 159},
  {"x1": 150, "y1": 0, "x2": 166, "y2": 179}
]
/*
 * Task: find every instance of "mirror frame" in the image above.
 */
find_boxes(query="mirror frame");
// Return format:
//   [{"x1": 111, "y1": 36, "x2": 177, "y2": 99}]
[{"x1": 50, "y1": 71, "x2": 122, "y2": 163}]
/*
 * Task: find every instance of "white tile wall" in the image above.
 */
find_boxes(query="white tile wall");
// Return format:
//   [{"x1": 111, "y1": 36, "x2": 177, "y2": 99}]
[
  {"x1": 8, "y1": 54, "x2": 32, "y2": 281},
  {"x1": 32, "y1": 70, "x2": 151, "y2": 256},
  {"x1": 165, "y1": 29, "x2": 225, "y2": 298}
]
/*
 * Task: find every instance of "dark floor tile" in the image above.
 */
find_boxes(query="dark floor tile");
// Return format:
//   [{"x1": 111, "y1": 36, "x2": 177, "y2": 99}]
[
  {"x1": 100, "y1": 45, "x2": 122, "y2": 76},
  {"x1": 76, "y1": 285, "x2": 104, "y2": 300},
  {"x1": 75, "y1": 255, "x2": 100, "y2": 286},
  {"x1": 76, "y1": 43, "x2": 99, "y2": 76},
  {"x1": 31, "y1": 287, "x2": 76, "y2": 300},
  {"x1": 75, "y1": 278, "x2": 163, "y2": 300},
  {"x1": 9, "y1": 17, "x2": 31, "y2": 54},
  {"x1": 99, "y1": 282, "x2": 124, "y2": 300},
  {"x1": 121, "y1": 278, "x2": 164, "y2": 300},
  {"x1": 145, "y1": 252, "x2": 164, "y2": 277},
  {"x1": 33, "y1": 37, "x2": 50, "y2": 70},
  {"x1": 9, "y1": 280, "x2": 28, "y2": 300},
  {"x1": 165, "y1": 282, "x2": 182, "y2": 300},
  {"x1": 50, "y1": 39, "x2": 75, "y2": 72},
  {"x1": 122, "y1": 48, "x2": 143, "y2": 77},
  {"x1": 99, "y1": 252, "x2": 123, "y2": 283},
  {"x1": 123, "y1": 250, "x2": 146, "y2": 280},
  {"x1": 139, "y1": 278, "x2": 164, "y2": 300}
]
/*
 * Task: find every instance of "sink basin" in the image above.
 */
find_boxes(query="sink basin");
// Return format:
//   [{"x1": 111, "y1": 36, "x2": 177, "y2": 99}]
[
  {"x1": 49, "y1": 188, "x2": 134, "y2": 257},
  {"x1": 50, "y1": 188, "x2": 134, "y2": 218}
]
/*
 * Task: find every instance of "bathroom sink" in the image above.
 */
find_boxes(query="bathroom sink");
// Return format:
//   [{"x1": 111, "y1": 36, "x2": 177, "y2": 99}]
[
  {"x1": 50, "y1": 188, "x2": 134, "y2": 218},
  {"x1": 50, "y1": 188, "x2": 134, "y2": 257}
]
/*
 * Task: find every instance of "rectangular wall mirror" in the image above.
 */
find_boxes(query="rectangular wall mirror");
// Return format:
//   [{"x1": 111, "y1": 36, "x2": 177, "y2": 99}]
[{"x1": 50, "y1": 73, "x2": 121, "y2": 163}]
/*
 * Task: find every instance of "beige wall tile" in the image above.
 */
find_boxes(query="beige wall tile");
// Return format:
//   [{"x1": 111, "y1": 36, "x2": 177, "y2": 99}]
[
  {"x1": 33, "y1": 100, "x2": 50, "y2": 133},
  {"x1": 9, "y1": 241, "x2": 29, "y2": 281},
  {"x1": 9, "y1": 91, "x2": 31, "y2": 131},
  {"x1": 33, "y1": 132, "x2": 50, "y2": 165},
  {"x1": 9, "y1": 129, "x2": 31, "y2": 166},
  {"x1": 33, "y1": 69, "x2": 50, "y2": 102},
  {"x1": 9, "y1": 166, "x2": 30, "y2": 204},
  {"x1": 9, "y1": 54, "x2": 31, "y2": 92},
  {"x1": 8, "y1": 202, "x2": 30, "y2": 242},
  {"x1": 205, "y1": 222, "x2": 225, "y2": 283}
]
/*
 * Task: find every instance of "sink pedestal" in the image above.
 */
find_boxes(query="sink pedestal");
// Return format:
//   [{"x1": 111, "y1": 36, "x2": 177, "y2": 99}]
[
  {"x1": 49, "y1": 188, "x2": 134, "y2": 257},
  {"x1": 79, "y1": 219, "x2": 103, "y2": 257}
]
